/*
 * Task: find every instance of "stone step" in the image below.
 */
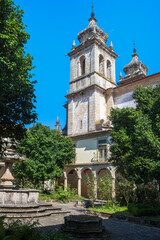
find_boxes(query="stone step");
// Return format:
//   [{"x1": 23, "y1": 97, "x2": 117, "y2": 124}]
[
  {"x1": 0, "y1": 207, "x2": 61, "y2": 214},
  {"x1": 0, "y1": 210, "x2": 70, "y2": 219},
  {"x1": 0, "y1": 202, "x2": 55, "y2": 209}
]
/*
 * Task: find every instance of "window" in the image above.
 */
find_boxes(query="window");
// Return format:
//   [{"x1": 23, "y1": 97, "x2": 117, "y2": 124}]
[
  {"x1": 99, "y1": 54, "x2": 104, "y2": 75},
  {"x1": 80, "y1": 55, "x2": 85, "y2": 75},
  {"x1": 80, "y1": 120, "x2": 83, "y2": 129},
  {"x1": 98, "y1": 145, "x2": 107, "y2": 162},
  {"x1": 98, "y1": 139, "x2": 107, "y2": 145},
  {"x1": 98, "y1": 138, "x2": 108, "y2": 162},
  {"x1": 107, "y1": 60, "x2": 111, "y2": 79}
]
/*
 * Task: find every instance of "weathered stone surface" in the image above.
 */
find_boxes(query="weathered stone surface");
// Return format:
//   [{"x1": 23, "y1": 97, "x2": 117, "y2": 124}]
[
  {"x1": 0, "y1": 189, "x2": 39, "y2": 205},
  {"x1": 0, "y1": 202, "x2": 70, "y2": 219}
]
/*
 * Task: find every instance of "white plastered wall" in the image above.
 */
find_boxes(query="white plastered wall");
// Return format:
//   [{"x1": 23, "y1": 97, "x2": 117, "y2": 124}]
[
  {"x1": 114, "y1": 91, "x2": 136, "y2": 109},
  {"x1": 74, "y1": 133, "x2": 110, "y2": 164}
]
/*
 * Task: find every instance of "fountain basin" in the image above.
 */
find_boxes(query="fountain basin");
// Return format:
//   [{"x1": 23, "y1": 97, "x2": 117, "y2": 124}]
[
  {"x1": 0, "y1": 188, "x2": 39, "y2": 205},
  {"x1": 63, "y1": 214, "x2": 109, "y2": 238},
  {"x1": 64, "y1": 215, "x2": 103, "y2": 233}
]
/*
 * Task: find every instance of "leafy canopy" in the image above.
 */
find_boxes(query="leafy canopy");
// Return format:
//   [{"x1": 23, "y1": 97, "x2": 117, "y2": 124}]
[
  {"x1": 14, "y1": 123, "x2": 75, "y2": 187},
  {"x1": 0, "y1": 0, "x2": 37, "y2": 140},
  {"x1": 109, "y1": 84, "x2": 160, "y2": 184}
]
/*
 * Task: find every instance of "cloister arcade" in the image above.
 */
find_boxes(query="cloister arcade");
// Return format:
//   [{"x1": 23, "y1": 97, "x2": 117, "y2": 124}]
[{"x1": 61, "y1": 164, "x2": 116, "y2": 198}]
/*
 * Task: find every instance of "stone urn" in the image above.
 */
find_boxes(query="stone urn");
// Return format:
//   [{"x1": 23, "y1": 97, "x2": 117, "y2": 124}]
[{"x1": 0, "y1": 138, "x2": 25, "y2": 188}]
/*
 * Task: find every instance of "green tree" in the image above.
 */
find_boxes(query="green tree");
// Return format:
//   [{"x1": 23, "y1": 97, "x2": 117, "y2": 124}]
[
  {"x1": 0, "y1": 0, "x2": 37, "y2": 141},
  {"x1": 98, "y1": 173, "x2": 112, "y2": 202},
  {"x1": 116, "y1": 179, "x2": 134, "y2": 206},
  {"x1": 109, "y1": 84, "x2": 160, "y2": 184},
  {"x1": 86, "y1": 173, "x2": 97, "y2": 207},
  {"x1": 13, "y1": 123, "x2": 75, "y2": 187}
]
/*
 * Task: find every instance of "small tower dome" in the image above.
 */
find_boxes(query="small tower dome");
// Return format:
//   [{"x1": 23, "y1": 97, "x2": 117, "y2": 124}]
[
  {"x1": 77, "y1": 7, "x2": 108, "y2": 44},
  {"x1": 118, "y1": 44, "x2": 148, "y2": 85}
]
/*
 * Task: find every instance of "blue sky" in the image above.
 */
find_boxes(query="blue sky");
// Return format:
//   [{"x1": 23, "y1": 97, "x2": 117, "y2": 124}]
[{"x1": 14, "y1": 0, "x2": 160, "y2": 129}]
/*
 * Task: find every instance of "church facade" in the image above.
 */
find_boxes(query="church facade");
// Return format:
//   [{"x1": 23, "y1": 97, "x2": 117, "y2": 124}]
[{"x1": 61, "y1": 9, "x2": 160, "y2": 198}]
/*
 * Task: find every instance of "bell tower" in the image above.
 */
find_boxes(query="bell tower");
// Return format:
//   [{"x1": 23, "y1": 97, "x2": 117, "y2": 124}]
[{"x1": 66, "y1": 9, "x2": 118, "y2": 137}]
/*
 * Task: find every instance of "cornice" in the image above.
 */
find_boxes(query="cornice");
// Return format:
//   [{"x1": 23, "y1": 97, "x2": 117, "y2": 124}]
[
  {"x1": 65, "y1": 162, "x2": 111, "y2": 168},
  {"x1": 67, "y1": 38, "x2": 118, "y2": 59},
  {"x1": 65, "y1": 83, "x2": 106, "y2": 99},
  {"x1": 104, "y1": 72, "x2": 160, "y2": 97},
  {"x1": 63, "y1": 103, "x2": 68, "y2": 108},
  {"x1": 68, "y1": 129, "x2": 111, "y2": 139},
  {"x1": 116, "y1": 72, "x2": 160, "y2": 90},
  {"x1": 69, "y1": 71, "x2": 116, "y2": 85}
]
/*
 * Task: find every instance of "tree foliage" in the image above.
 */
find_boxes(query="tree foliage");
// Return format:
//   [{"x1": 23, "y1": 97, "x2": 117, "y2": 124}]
[
  {"x1": 98, "y1": 173, "x2": 112, "y2": 201},
  {"x1": 0, "y1": 0, "x2": 37, "y2": 140},
  {"x1": 109, "y1": 84, "x2": 160, "y2": 184},
  {"x1": 86, "y1": 173, "x2": 97, "y2": 207},
  {"x1": 13, "y1": 123, "x2": 75, "y2": 187}
]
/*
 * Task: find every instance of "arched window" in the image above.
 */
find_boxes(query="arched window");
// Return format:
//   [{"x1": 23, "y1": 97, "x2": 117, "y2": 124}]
[
  {"x1": 80, "y1": 55, "x2": 85, "y2": 76},
  {"x1": 107, "y1": 60, "x2": 111, "y2": 79},
  {"x1": 99, "y1": 54, "x2": 104, "y2": 75}
]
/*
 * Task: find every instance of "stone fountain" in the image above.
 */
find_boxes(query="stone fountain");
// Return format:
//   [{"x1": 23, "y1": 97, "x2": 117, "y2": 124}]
[
  {"x1": 0, "y1": 138, "x2": 39, "y2": 205},
  {"x1": 63, "y1": 215, "x2": 109, "y2": 239},
  {"x1": 0, "y1": 138, "x2": 69, "y2": 219}
]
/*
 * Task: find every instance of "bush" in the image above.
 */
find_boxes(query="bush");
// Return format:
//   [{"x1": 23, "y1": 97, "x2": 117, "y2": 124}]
[
  {"x1": 86, "y1": 173, "x2": 97, "y2": 207},
  {"x1": 135, "y1": 184, "x2": 159, "y2": 204},
  {"x1": 115, "y1": 178, "x2": 134, "y2": 206},
  {"x1": 39, "y1": 185, "x2": 83, "y2": 203},
  {"x1": 128, "y1": 203, "x2": 160, "y2": 217},
  {"x1": 98, "y1": 173, "x2": 112, "y2": 202},
  {"x1": 0, "y1": 218, "x2": 70, "y2": 240}
]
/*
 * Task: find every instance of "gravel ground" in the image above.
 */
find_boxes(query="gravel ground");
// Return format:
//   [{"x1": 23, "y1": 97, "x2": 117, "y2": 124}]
[{"x1": 38, "y1": 202, "x2": 160, "y2": 240}]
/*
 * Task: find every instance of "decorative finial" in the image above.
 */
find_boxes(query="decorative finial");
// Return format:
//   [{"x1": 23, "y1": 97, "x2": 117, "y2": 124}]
[
  {"x1": 72, "y1": 40, "x2": 76, "y2": 50},
  {"x1": 110, "y1": 41, "x2": 113, "y2": 50},
  {"x1": 119, "y1": 72, "x2": 122, "y2": 80},
  {"x1": 56, "y1": 116, "x2": 59, "y2": 124},
  {"x1": 91, "y1": 2, "x2": 95, "y2": 18},
  {"x1": 132, "y1": 40, "x2": 138, "y2": 57},
  {"x1": 55, "y1": 116, "x2": 61, "y2": 131},
  {"x1": 133, "y1": 40, "x2": 136, "y2": 53}
]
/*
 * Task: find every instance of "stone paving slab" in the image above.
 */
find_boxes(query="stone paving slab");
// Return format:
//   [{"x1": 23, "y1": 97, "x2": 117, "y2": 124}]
[{"x1": 38, "y1": 202, "x2": 160, "y2": 240}]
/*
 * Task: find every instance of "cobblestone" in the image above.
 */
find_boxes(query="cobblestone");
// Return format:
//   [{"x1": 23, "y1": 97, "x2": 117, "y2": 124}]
[{"x1": 38, "y1": 202, "x2": 160, "y2": 240}]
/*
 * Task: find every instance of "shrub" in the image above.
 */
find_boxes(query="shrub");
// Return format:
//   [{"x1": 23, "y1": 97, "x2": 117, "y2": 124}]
[
  {"x1": 0, "y1": 218, "x2": 70, "y2": 240},
  {"x1": 116, "y1": 178, "x2": 134, "y2": 206},
  {"x1": 135, "y1": 184, "x2": 159, "y2": 204},
  {"x1": 39, "y1": 185, "x2": 83, "y2": 203},
  {"x1": 97, "y1": 173, "x2": 112, "y2": 202},
  {"x1": 86, "y1": 174, "x2": 97, "y2": 207},
  {"x1": 128, "y1": 203, "x2": 160, "y2": 217}
]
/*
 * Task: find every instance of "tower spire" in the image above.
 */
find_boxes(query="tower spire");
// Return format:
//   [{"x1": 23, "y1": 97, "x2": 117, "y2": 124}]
[
  {"x1": 132, "y1": 40, "x2": 138, "y2": 57},
  {"x1": 55, "y1": 116, "x2": 61, "y2": 131},
  {"x1": 88, "y1": 1, "x2": 97, "y2": 26},
  {"x1": 91, "y1": 2, "x2": 95, "y2": 18}
]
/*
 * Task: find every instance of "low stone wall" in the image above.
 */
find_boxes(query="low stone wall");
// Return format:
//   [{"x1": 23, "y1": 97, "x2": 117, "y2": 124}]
[
  {"x1": 0, "y1": 189, "x2": 39, "y2": 205},
  {"x1": 85, "y1": 209, "x2": 160, "y2": 229}
]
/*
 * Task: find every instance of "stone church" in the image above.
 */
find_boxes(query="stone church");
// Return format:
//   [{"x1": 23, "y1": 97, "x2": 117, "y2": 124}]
[{"x1": 57, "y1": 9, "x2": 160, "y2": 198}]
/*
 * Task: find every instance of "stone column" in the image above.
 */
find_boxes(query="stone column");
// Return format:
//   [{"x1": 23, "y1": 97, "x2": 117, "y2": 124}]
[
  {"x1": 78, "y1": 177, "x2": 82, "y2": 196},
  {"x1": 63, "y1": 171, "x2": 67, "y2": 191},
  {"x1": 110, "y1": 168, "x2": 116, "y2": 198},
  {"x1": 112, "y1": 177, "x2": 116, "y2": 198},
  {"x1": 77, "y1": 168, "x2": 82, "y2": 196},
  {"x1": 93, "y1": 170, "x2": 97, "y2": 199}
]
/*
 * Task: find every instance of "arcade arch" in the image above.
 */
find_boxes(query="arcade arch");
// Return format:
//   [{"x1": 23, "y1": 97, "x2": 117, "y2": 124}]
[{"x1": 67, "y1": 169, "x2": 78, "y2": 190}]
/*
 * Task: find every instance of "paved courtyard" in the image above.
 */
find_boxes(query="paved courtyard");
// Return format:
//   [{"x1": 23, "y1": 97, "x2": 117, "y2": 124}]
[{"x1": 38, "y1": 202, "x2": 160, "y2": 240}]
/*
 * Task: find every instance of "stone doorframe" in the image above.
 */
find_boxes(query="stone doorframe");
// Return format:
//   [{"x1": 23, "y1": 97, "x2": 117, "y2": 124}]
[{"x1": 63, "y1": 164, "x2": 116, "y2": 198}]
